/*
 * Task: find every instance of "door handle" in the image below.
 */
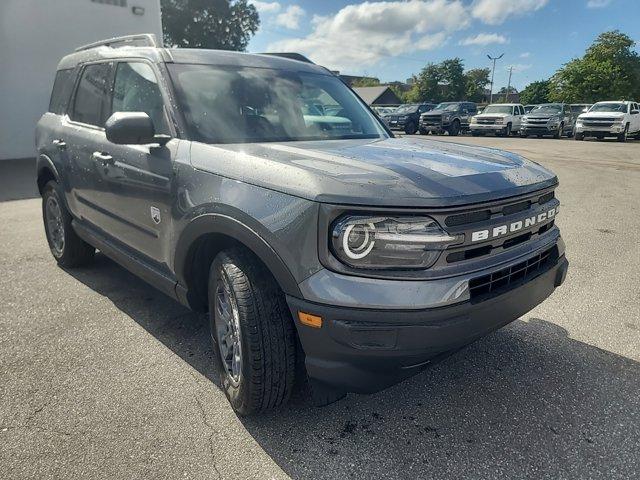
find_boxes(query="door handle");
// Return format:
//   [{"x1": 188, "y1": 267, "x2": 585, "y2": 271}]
[
  {"x1": 52, "y1": 139, "x2": 66, "y2": 149},
  {"x1": 92, "y1": 151, "x2": 114, "y2": 166}
]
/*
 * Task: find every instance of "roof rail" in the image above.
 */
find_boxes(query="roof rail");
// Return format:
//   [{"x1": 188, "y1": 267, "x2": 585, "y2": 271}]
[
  {"x1": 74, "y1": 33, "x2": 160, "y2": 52},
  {"x1": 260, "y1": 52, "x2": 315, "y2": 64}
]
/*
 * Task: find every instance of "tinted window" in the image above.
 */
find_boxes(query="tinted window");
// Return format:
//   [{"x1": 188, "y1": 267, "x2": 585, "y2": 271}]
[
  {"x1": 49, "y1": 69, "x2": 75, "y2": 114},
  {"x1": 168, "y1": 64, "x2": 386, "y2": 144},
  {"x1": 112, "y1": 62, "x2": 168, "y2": 134},
  {"x1": 71, "y1": 63, "x2": 112, "y2": 126}
]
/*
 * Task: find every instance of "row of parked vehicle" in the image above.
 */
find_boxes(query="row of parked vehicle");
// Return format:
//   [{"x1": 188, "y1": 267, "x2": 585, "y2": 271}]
[{"x1": 375, "y1": 101, "x2": 640, "y2": 142}]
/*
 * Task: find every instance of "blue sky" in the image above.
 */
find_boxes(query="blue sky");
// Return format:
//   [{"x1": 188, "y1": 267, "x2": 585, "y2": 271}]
[{"x1": 247, "y1": 0, "x2": 640, "y2": 91}]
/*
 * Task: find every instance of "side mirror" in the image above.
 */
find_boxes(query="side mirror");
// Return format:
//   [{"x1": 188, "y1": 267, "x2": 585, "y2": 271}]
[
  {"x1": 631, "y1": 110, "x2": 639, "y2": 115},
  {"x1": 105, "y1": 112, "x2": 169, "y2": 145}
]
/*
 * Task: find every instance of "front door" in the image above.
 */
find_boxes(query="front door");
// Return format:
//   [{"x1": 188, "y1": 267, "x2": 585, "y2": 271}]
[{"x1": 93, "y1": 60, "x2": 176, "y2": 267}]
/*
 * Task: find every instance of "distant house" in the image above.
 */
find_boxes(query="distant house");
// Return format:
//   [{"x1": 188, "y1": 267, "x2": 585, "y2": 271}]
[{"x1": 353, "y1": 86, "x2": 401, "y2": 106}]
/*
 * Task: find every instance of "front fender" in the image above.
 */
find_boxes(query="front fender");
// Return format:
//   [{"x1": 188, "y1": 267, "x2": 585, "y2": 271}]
[{"x1": 174, "y1": 213, "x2": 302, "y2": 300}]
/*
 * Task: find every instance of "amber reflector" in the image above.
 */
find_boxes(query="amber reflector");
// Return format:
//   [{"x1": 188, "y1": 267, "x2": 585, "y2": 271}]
[{"x1": 298, "y1": 312, "x2": 322, "y2": 328}]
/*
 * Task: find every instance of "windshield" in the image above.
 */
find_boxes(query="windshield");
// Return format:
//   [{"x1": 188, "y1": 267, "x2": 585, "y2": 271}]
[
  {"x1": 483, "y1": 105, "x2": 513, "y2": 114},
  {"x1": 570, "y1": 105, "x2": 589, "y2": 114},
  {"x1": 588, "y1": 103, "x2": 627, "y2": 113},
  {"x1": 531, "y1": 104, "x2": 562, "y2": 114},
  {"x1": 434, "y1": 103, "x2": 459, "y2": 111},
  {"x1": 394, "y1": 104, "x2": 419, "y2": 114},
  {"x1": 167, "y1": 64, "x2": 387, "y2": 144}
]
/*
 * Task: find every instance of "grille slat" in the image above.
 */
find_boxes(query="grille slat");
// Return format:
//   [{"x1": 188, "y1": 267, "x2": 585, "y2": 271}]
[{"x1": 469, "y1": 247, "x2": 555, "y2": 299}]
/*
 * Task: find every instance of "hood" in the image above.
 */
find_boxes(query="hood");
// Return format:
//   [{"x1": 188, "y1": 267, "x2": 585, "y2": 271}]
[
  {"x1": 526, "y1": 112, "x2": 562, "y2": 119},
  {"x1": 578, "y1": 111, "x2": 625, "y2": 119},
  {"x1": 422, "y1": 109, "x2": 454, "y2": 116},
  {"x1": 475, "y1": 112, "x2": 510, "y2": 118},
  {"x1": 189, "y1": 137, "x2": 557, "y2": 207}
]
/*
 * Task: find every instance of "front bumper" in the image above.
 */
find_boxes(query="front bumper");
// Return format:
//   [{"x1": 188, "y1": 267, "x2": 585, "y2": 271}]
[
  {"x1": 288, "y1": 249, "x2": 568, "y2": 394},
  {"x1": 575, "y1": 124, "x2": 625, "y2": 134},
  {"x1": 470, "y1": 124, "x2": 507, "y2": 132},
  {"x1": 521, "y1": 123, "x2": 558, "y2": 135}
]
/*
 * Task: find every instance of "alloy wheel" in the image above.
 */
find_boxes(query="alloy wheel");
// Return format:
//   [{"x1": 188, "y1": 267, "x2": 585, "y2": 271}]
[{"x1": 214, "y1": 273, "x2": 243, "y2": 386}]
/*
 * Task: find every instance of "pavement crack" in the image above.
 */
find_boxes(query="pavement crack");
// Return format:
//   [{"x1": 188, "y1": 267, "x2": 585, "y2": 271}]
[{"x1": 195, "y1": 396, "x2": 223, "y2": 480}]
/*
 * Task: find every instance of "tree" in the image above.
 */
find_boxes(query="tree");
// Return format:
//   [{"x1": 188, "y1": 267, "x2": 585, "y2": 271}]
[
  {"x1": 161, "y1": 0, "x2": 259, "y2": 51},
  {"x1": 351, "y1": 77, "x2": 381, "y2": 87},
  {"x1": 464, "y1": 68, "x2": 490, "y2": 103},
  {"x1": 548, "y1": 30, "x2": 640, "y2": 103},
  {"x1": 407, "y1": 63, "x2": 442, "y2": 103},
  {"x1": 439, "y1": 58, "x2": 466, "y2": 101},
  {"x1": 520, "y1": 80, "x2": 551, "y2": 104}
]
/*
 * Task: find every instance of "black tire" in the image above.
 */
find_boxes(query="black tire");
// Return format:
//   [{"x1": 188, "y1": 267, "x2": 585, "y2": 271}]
[
  {"x1": 574, "y1": 132, "x2": 584, "y2": 141},
  {"x1": 553, "y1": 123, "x2": 563, "y2": 139},
  {"x1": 617, "y1": 124, "x2": 629, "y2": 142},
  {"x1": 448, "y1": 119, "x2": 460, "y2": 136},
  {"x1": 404, "y1": 122, "x2": 417, "y2": 135},
  {"x1": 418, "y1": 128, "x2": 427, "y2": 135},
  {"x1": 520, "y1": 131, "x2": 528, "y2": 138},
  {"x1": 42, "y1": 180, "x2": 94, "y2": 267},
  {"x1": 502, "y1": 123, "x2": 512, "y2": 137},
  {"x1": 208, "y1": 248, "x2": 296, "y2": 416},
  {"x1": 471, "y1": 131, "x2": 481, "y2": 137}
]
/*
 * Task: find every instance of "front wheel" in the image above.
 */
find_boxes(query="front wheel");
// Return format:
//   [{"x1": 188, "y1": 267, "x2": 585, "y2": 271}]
[
  {"x1": 575, "y1": 132, "x2": 584, "y2": 141},
  {"x1": 447, "y1": 120, "x2": 460, "y2": 136},
  {"x1": 42, "y1": 181, "x2": 94, "y2": 267},
  {"x1": 553, "y1": 123, "x2": 563, "y2": 139},
  {"x1": 208, "y1": 248, "x2": 296, "y2": 416},
  {"x1": 617, "y1": 124, "x2": 629, "y2": 142},
  {"x1": 404, "y1": 122, "x2": 417, "y2": 135}
]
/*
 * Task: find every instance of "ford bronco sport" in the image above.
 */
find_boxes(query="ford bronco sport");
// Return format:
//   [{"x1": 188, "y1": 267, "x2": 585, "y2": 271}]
[{"x1": 36, "y1": 35, "x2": 568, "y2": 415}]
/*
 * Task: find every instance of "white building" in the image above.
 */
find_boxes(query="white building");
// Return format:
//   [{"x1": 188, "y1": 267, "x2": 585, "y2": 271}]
[{"x1": 0, "y1": 0, "x2": 163, "y2": 161}]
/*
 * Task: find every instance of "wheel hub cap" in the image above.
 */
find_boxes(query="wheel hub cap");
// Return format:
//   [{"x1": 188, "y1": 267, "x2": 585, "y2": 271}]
[
  {"x1": 215, "y1": 276, "x2": 242, "y2": 385},
  {"x1": 45, "y1": 196, "x2": 65, "y2": 256}
]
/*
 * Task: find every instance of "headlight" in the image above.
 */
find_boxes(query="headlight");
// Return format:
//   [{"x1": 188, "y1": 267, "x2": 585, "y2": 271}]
[
  {"x1": 522, "y1": 116, "x2": 529, "y2": 122},
  {"x1": 470, "y1": 116, "x2": 478, "y2": 123},
  {"x1": 549, "y1": 117, "x2": 559, "y2": 124},
  {"x1": 495, "y1": 118, "x2": 504, "y2": 124},
  {"x1": 331, "y1": 215, "x2": 461, "y2": 269}
]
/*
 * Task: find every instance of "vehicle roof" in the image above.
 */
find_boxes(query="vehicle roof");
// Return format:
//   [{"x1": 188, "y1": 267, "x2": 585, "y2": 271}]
[
  {"x1": 56, "y1": 46, "x2": 329, "y2": 75},
  {"x1": 485, "y1": 103, "x2": 521, "y2": 106},
  {"x1": 592, "y1": 100, "x2": 631, "y2": 104}
]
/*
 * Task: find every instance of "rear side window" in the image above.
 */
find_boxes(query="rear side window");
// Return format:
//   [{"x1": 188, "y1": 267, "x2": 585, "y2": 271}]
[
  {"x1": 48, "y1": 69, "x2": 75, "y2": 114},
  {"x1": 70, "y1": 63, "x2": 113, "y2": 127}
]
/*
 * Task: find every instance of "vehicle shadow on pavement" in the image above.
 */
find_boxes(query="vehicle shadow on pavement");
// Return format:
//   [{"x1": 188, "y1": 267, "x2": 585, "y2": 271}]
[{"x1": 68, "y1": 254, "x2": 640, "y2": 480}]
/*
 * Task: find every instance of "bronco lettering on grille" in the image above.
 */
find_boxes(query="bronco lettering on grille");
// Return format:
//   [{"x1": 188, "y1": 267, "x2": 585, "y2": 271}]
[{"x1": 471, "y1": 206, "x2": 558, "y2": 242}]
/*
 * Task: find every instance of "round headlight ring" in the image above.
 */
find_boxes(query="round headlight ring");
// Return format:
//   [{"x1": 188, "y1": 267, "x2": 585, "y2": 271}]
[{"x1": 342, "y1": 222, "x2": 376, "y2": 259}]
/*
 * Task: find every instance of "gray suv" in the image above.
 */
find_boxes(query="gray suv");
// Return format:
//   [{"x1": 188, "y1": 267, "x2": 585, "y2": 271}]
[{"x1": 36, "y1": 35, "x2": 568, "y2": 415}]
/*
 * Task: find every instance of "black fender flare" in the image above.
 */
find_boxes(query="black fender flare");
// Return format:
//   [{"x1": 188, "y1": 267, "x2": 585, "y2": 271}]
[
  {"x1": 173, "y1": 213, "x2": 302, "y2": 302},
  {"x1": 36, "y1": 154, "x2": 61, "y2": 192}
]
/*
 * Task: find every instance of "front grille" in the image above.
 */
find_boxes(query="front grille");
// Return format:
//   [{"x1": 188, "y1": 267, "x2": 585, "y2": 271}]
[
  {"x1": 421, "y1": 115, "x2": 442, "y2": 125},
  {"x1": 582, "y1": 119, "x2": 615, "y2": 128},
  {"x1": 526, "y1": 118, "x2": 549, "y2": 125},
  {"x1": 469, "y1": 246, "x2": 557, "y2": 300},
  {"x1": 477, "y1": 117, "x2": 501, "y2": 125}
]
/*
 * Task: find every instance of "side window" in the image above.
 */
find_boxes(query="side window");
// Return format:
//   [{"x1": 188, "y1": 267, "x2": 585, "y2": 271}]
[
  {"x1": 112, "y1": 62, "x2": 168, "y2": 134},
  {"x1": 49, "y1": 69, "x2": 75, "y2": 114},
  {"x1": 70, "y1": 63, "x2": 112, "y2": 126},
  {"x1": 418, "y1": 105, "x2": 428, "y2": 113}
]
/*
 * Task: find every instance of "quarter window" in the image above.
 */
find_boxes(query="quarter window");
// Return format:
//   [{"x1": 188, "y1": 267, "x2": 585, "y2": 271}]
[
  {"x1": 70, "y1": 63, "x2": 113, "y2": 127},
  {"x1": 112, "y1": 62, "x2": 168, "y2": 134},
  {"x1": 49, "y1": 69, "x2": 75, "y2": 114}
]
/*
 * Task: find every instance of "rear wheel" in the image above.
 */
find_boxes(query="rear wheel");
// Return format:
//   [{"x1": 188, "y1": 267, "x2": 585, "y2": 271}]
[
  {"x1": 208, "y1": 248, "x2": 296, "y2": 415},
  {"x1": 42, "y1": 181, "x2": 94, "y2": 267}
]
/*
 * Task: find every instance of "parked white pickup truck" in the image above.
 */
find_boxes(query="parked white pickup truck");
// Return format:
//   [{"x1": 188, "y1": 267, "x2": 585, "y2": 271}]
[
  {"x1": 469, "y1": 103, "x2": 524, "y2": 136},
  {"x1": 575, "y1": 101, "x2": 640, "y2": 142}
]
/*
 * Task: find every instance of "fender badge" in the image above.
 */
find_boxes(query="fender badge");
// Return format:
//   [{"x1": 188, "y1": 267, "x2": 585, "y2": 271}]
[{"x1": 150, "y1": 206, "x2": 161, "y2": 224}]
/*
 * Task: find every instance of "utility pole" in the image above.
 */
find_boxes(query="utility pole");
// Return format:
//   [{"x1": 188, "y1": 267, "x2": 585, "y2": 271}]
[
  {"x1": 487, "y1": 53, "x2": 504, "y2": 104},
  {"x1": 505, "y1": 65, "x2": 513, "y2": 102}
]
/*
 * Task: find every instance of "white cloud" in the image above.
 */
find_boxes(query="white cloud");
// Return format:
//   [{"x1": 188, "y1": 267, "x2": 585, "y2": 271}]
[
  {"x1": 459, "y1": 33, "x2": 508, "y2": 46},
  {"x1": 267, "y1": 0, "x2": 468, "y2": 70},
  {"x1": 520, "y1": 52, "x2": 531, "y2": 58},
  {"x1": 586, "y1": 0, "x2": 612, "y2": 7},
  {"x1": 471, "y1": 0, "x2": 549, "y2": 25},
  {"x1": 250, "y1": 1, "x2": 281, "y2": 14},
  {"x1": 275, "y1": 5, "x2": 305, "y2": 29}
]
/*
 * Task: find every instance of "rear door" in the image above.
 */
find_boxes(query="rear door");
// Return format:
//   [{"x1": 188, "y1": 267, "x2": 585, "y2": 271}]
[{"x1": 93, "y1": 60, "x2": 176, "y2": 266}]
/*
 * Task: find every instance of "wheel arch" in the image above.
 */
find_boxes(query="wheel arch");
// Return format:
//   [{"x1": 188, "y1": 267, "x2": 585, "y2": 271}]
[
  {"x1": 174, "y1": 214, "x2": 302, "y2": 312},
  {"x1": 36, "y1": 154, "x2": 60, "y2": 194}
]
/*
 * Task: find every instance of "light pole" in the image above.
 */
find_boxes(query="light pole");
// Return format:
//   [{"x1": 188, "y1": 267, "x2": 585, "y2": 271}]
[
  {"x1": 505, "y1": 65, "x2": 513, "y2": 102},
  {"x1": 487, "y1": 53, "x2": 504, "y2": 104}
]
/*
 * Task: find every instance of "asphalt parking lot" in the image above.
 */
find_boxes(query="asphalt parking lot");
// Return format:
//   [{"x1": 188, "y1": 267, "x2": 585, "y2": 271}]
[{"x1": 1, "y1": 136, "x2": 639, "y2": 480}]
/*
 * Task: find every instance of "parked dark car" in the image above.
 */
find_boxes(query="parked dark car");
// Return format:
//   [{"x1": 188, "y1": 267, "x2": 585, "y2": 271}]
[
  {"x1": 520, "y1": 103, "x2": 574, "y2": 138},
  {"x1": 386, "y1": 103, "x2": 435, "y2": 134},
  {"x1": 419, "y1": 101, "x2": 478, "y2": 136},
  {"x1": 36, "y1": 34, "x2": 568, "y2": 415}
]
